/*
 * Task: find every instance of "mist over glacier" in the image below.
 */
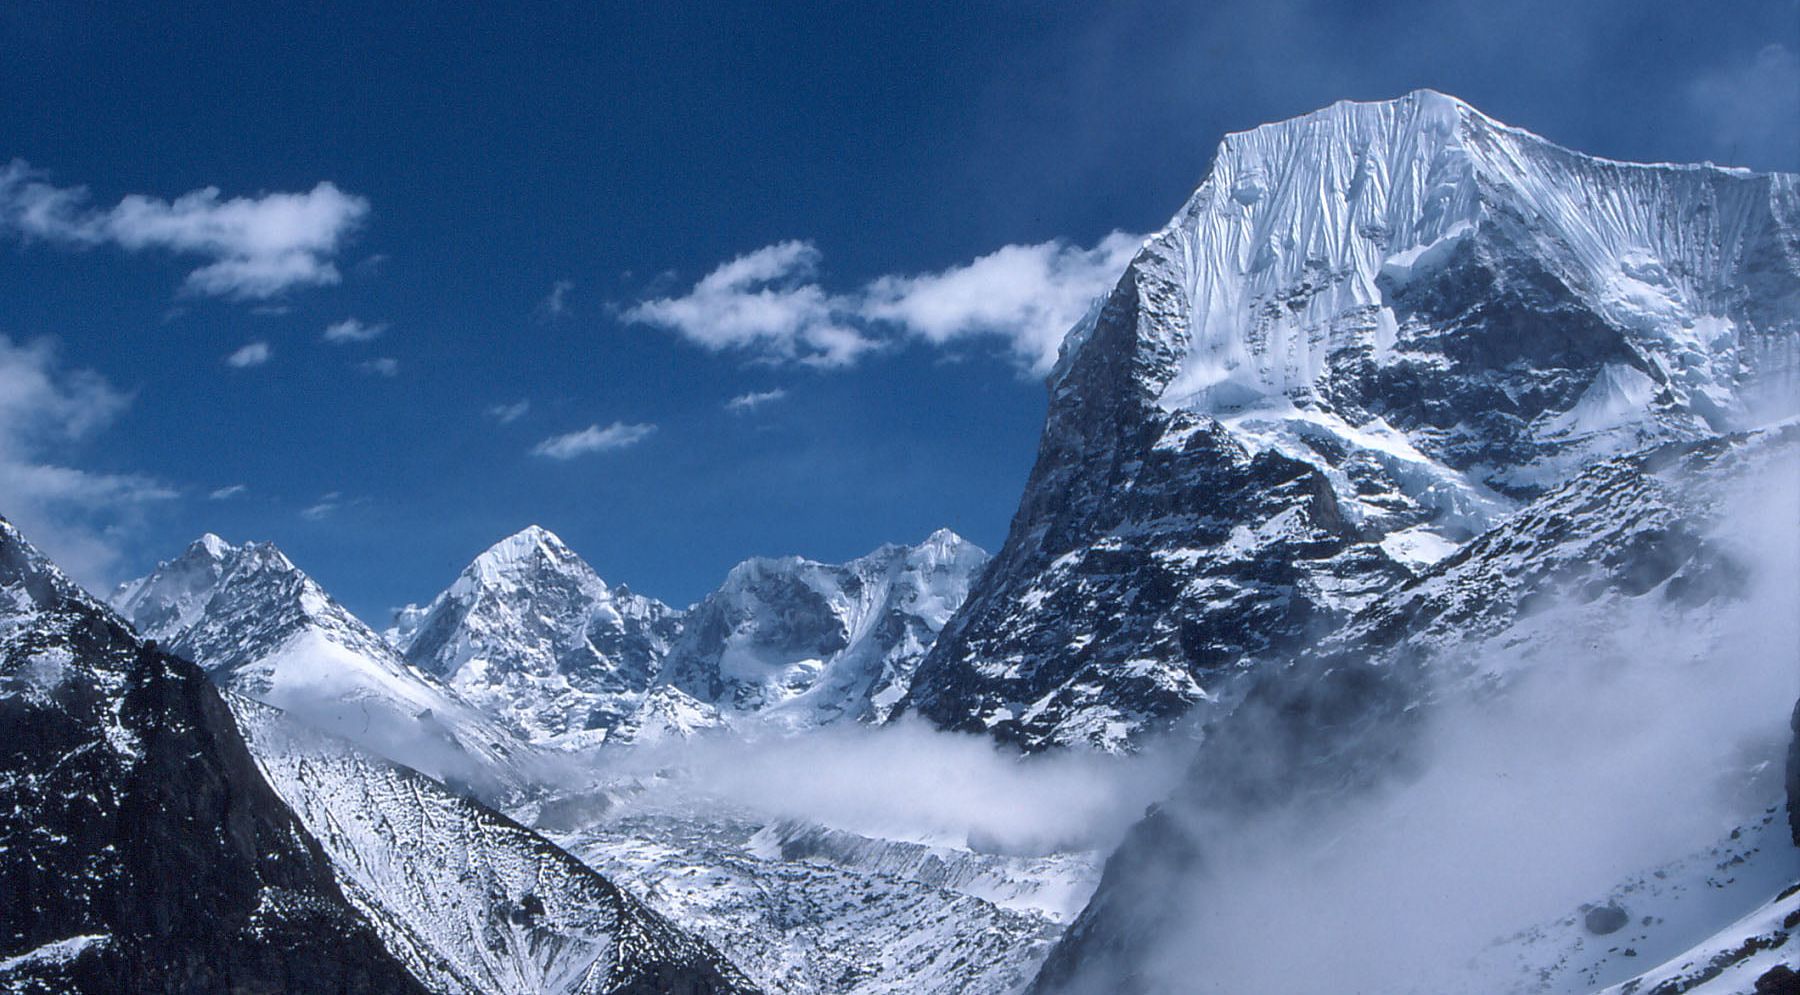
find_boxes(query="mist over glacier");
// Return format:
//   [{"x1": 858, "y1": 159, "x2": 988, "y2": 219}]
[
  {"x1": 1077, "y1": 446, "x2": 1800, "y2": 995},
  {"x1": 567, "y1": 715, "x2": 1193, "y2": 856}
]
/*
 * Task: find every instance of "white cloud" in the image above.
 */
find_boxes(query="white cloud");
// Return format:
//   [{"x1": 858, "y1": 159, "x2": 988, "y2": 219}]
[
  {"x1": 623, "y1": 240, "x2": 878, "y2": 368},
  {"x1": 323, "y1": 317, "x2": 387, "y2": 343},
  {"x1": 357, "y1": 357, "x2": 399, "y2": 377},
  {"x1": 625, "y1": 233, "x2": 1142, "y2": 374},
  {"x1": 537, "y1": 279, "x2": 574, "y2": 319},
  {"x1": 531, "y1": 421, "x2": 655, "y2": 460},
  {"x1": 0, "y1": 336, "x2": 174, "y2": 586},
  {"x1": 861, "y1": 231, "x2": 1142, "y2": 374},
  {"x1": 0, "y1": 159, "x2": 369, "y2": 299},
  {"x1": 208, "y1": 483, "x2": 248, "y2": 500},
  {"x1": 300, "y1": 492, "x2": 341, "y2": 521},
  {"x1": 488, "y1": 399, "x2": 531, "y2": 424},
  {"x1": 725, "y1": 388, "x2": 789, "y2": 413},
  {"x1": 225, "y1": 341, "x2": 272, "y2": 368},
  {"x1": 1688, "y1": 44, "x2": 1800, "y2": 170}
]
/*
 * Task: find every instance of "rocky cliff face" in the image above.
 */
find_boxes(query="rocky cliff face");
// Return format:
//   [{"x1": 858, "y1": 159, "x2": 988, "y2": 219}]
[
  {"x1": 1029, "y1": 425, "x2": 1800, "y2": 995},
  {"x1": 906, "y1": 90, "x2": 1800, "y2": 752},
  {"x1": 1789, "y1": 698, "x2": 1800, "y2": 848},
  {"x1": 0, "y1": 517, "x2": 428, "y2": 994}
]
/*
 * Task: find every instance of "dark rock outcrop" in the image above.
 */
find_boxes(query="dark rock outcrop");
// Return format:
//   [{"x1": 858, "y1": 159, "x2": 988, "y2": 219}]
[
  {"x1": 1788, "y1": 696, "x2": 1800, "y2": 847},
  {"x1": 0, "y1": 517, "x2": 428, "y2": 994}
]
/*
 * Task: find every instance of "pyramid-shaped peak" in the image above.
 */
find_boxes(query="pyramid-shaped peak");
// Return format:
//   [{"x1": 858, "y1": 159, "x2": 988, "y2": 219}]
[
  {"x1": 448, "y1": 524, "x2": 605, "y2": 600},
  {"x1": 479, "y1": 525, "x2": 576, "y2": 562},
  {"x1": 920, "y1": 527, "x2": 975, "y2": 549}
]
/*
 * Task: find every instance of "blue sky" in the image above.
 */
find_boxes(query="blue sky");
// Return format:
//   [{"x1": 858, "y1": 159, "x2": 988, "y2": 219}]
[{"x1": 1, "y1": 1, "x2": 1795, "y2": 621}]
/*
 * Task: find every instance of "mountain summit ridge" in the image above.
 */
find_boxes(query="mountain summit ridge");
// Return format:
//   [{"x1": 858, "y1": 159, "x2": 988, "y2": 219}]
[{"x1": 907, "y1": 89, "x2": 1799, "y2": 751}]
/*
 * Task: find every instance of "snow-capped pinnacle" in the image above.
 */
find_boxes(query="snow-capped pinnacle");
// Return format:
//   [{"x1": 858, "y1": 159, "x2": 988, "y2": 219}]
[
  {"x1": 192, "y1": 532, "x2": 237, "y2": 560},
  {"x1": 395, "y1": 525, "x2": 681, "y2": 747},
  {"x1": 450, "y1": 524, "x2": 597, "y2": 597},
  {"x1": 923, "y1": 527, "x2": 970, "y2": 546},
  {"x1": 1066, "y1": 88, "x2": 1796, "y2": 430},
  {"x1": 912, "y1": 92, "x2": 1799, "y2": 753}
]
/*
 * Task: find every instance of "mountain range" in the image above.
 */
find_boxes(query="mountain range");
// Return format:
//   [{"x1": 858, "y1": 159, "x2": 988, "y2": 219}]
[{"x1": 3, "y1": 90, "x2": 1796, "y2": 994}]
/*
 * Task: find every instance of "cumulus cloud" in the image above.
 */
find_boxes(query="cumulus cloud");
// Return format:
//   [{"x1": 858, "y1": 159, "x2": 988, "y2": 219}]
[
  {"x1": 488, "y1": 399, "x2": 531, "y2": 424},
  {"x1": 322, "y1": 317, "x2": 387, "y2": 343},
  {"x1": 537, "y1": 279, "x2": 574, "y2": 320},
  {"x1": 624, "y1": 233, "x2": 1142, "y2": 374},
  {"x1": 531, "y1": 421, "x2": 656, "y2": 459},
  {"x1": 1688, "y1": 43, "x2": 1800, "y2": 170},
  {"x1": 356, "y1": 356, "x2": 399, "y2": 377},
  {"x1": 623, "y1": 241, "x2": 877, "y2": 368},
  {"x1": 0, "y1": 159, "x2": 369, "y2": 299},
  {"x1": 725, "y1": 388, "x2": 788, "y2": 413},
  {"x1": 0, "y1": 336, "x2": 174, "y2": 585},
  {"x1": 225, "y1": 340, "x2": 272, "y2": 368},
  {"x1": 862, "y1": 232, "x2": 1142, "y2": 374}
]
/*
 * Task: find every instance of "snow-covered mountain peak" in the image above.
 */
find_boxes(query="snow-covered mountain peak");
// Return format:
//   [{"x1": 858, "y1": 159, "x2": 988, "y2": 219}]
[
  {"x1": 394, "y1": 526, "x2": 682, "y2": 748},
  {"x1": 448, "y1": 524, "x2": 603, "y2": 600},
  {"x1": 192, "y1": 531, "x2": 235, "y2": 559},
  {"x1": 1077, "y1": 89, "x2": 1797, "y2": 448},
  {"x1": 911, "y1": 93, "x2": 1799, "y2": 752},
  {"x1": 665, "y1": 533, "x2": 990, "y2": 726},
  {"x1": 112, "y1": 534, "x2": 538, "y2": 799}
]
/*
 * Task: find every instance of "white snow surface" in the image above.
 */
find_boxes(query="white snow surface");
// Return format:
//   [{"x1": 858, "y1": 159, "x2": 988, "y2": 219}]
[
  {"x1": 111, "y1": 535, "x2": 537, "y2": 800},
  {"x1": 549, "y1": 796, "x2": 1088, "y2": 995},
  {"x1": 1056, "y1": 87, "x2": 1799, "y2": 555},
  {"x1": 1137, "y1": 90, "x2": 1794, "y2": 421},
  {"x1": 227, "y1": 695, "x2": 752, "y2": 995}
]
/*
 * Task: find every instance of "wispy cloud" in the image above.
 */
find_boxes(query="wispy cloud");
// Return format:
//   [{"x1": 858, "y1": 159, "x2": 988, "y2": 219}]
[
  {"x1": 300, "y1": 491, "x2": 342, "y2": 521},
  {"x1": 488, "y1": 399, "x2": 531, "y2": 424},
  {"x1": 225, "y1": 341, "x2": 273, "y2": 368},
  {"x1": 357, "y1": 357, "x2": 399, "y2": 377},
  {"x1": 322, "y1": 317, "x2": 388, "y2": 343},
  {"x1": 1688, "y1": 43, "x2": 1800, "y2": 170},
  {"x1": 537, "y1": 278, "x2": 574, "y2": 319},
  {"x1": 725, "y1": 388, "x2": 788, "y2": 413},
  {"x1": 0, "y1": 159, "x2": 369, "y2": 299},
  {"x1": 208, "y1": 483, "x2": 248, "y2": 500},
  {"x1": 0, "y1": 336, "x2": 174, "y2": 585},
  {"x1": 624, "y1": 233, "x2": 1142, "y2": 374},
  {"x1": 531, "y1": 421, "x2": 655, "y2": 460}
]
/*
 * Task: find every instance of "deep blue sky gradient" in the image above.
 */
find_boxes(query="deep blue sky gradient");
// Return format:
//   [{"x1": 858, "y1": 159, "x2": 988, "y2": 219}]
[{"x1": 1, "y1": 0, "x2": 1795, "y2": 620}]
